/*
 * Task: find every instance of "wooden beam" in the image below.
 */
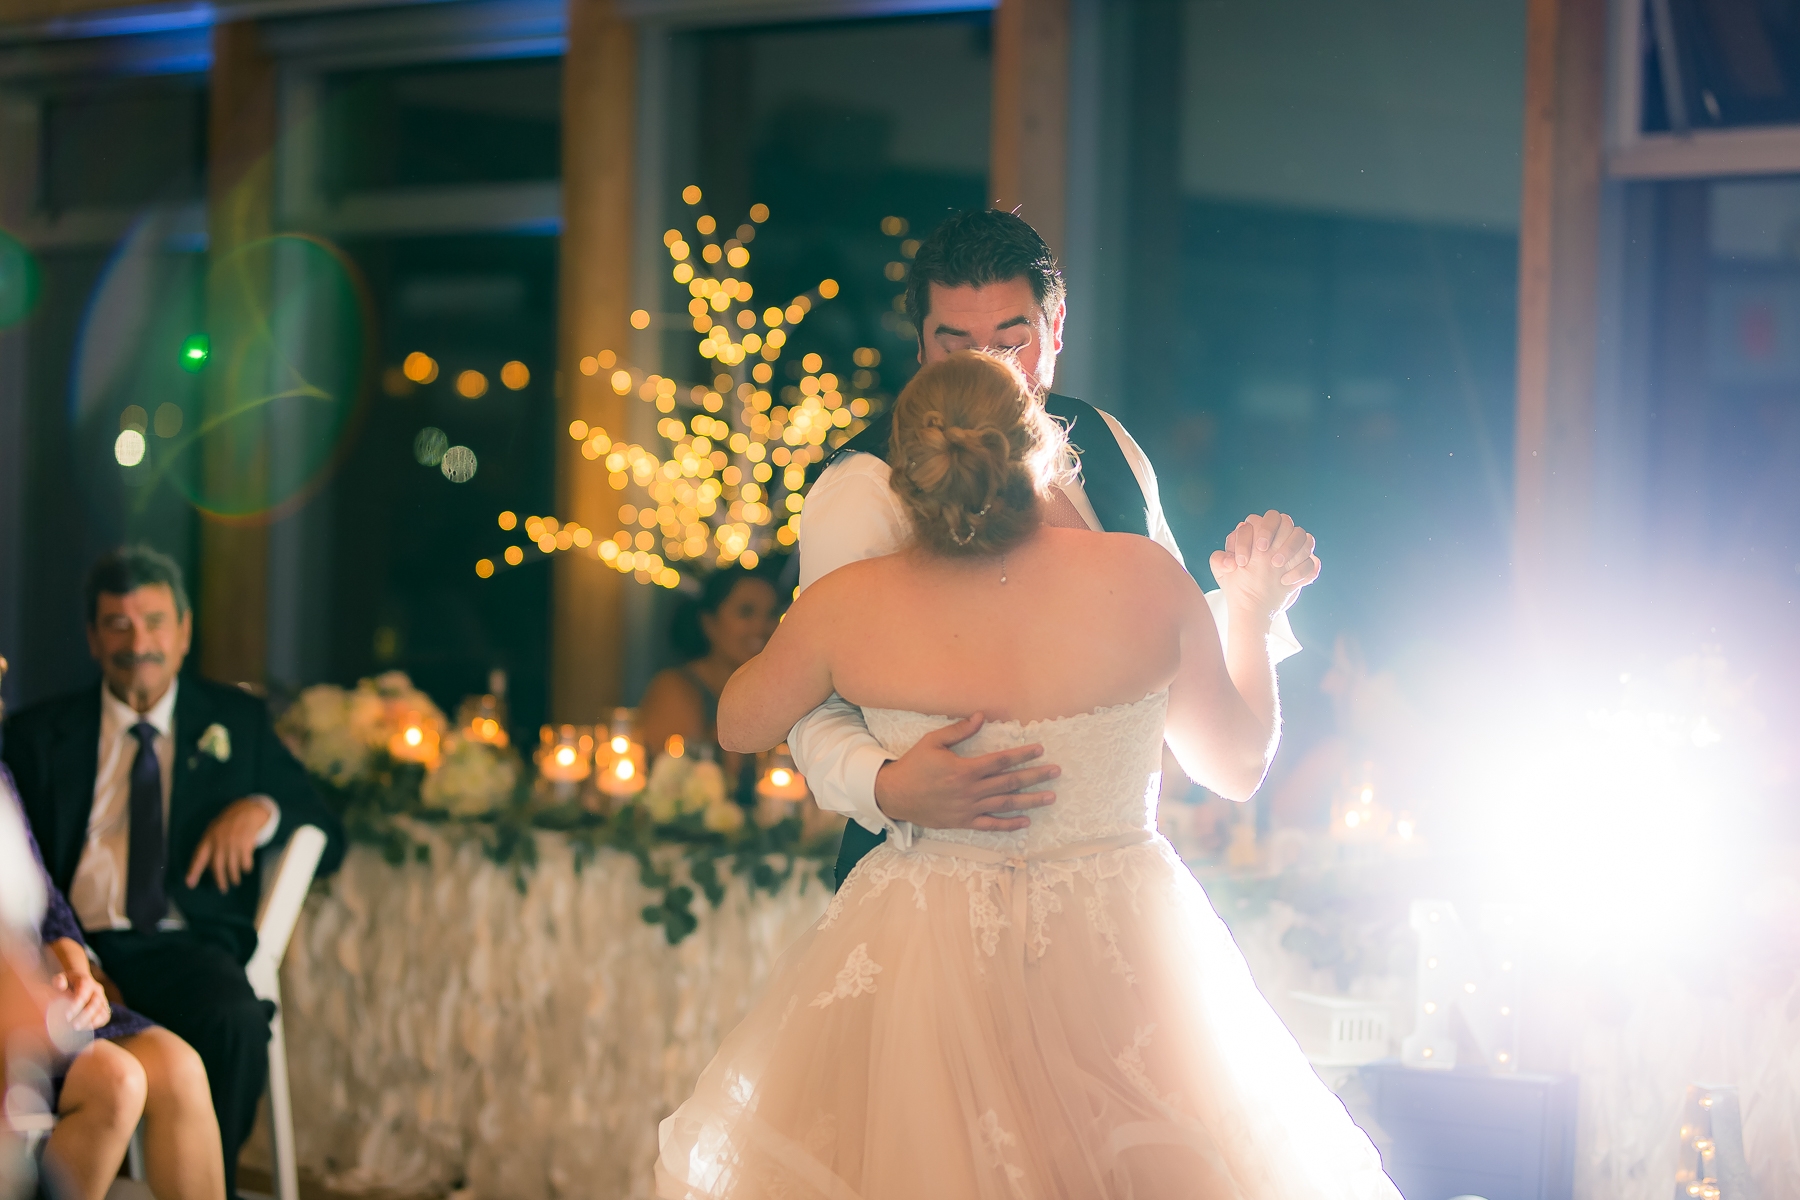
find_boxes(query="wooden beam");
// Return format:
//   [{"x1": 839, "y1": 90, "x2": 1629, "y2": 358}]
[
  {"x1": 989, "y1": 0, "x2": 1070, "y2": 256},
  {"x1": 1514, "y1": 0, "x2": 1606, "y2": 610},
  {"x1": 198, "y1": 19, "x2": 276, "y2": 687},
  {"x1": 554, "y1": 0, "x2": 636, "y2": 722}
]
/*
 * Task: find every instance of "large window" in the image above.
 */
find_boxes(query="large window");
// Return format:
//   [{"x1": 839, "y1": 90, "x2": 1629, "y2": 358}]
[
  {"x1": 4, "y1": 72, "x2": 209, "y2": 707},
  {"x1": 294, "y1": 53, "x2": 563, "y2": 737},
  {"x1": 1152, "y1": 0, "x2": 1526, "y2": 828}
]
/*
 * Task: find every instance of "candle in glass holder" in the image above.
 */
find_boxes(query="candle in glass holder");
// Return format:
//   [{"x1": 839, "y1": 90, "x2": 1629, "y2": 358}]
[
  {"x1": 537, "y1": 724, "x2": 593, "y2": 783},
  {"x1": 756, "y1": 744, "x2": 808, "y2": 801},
  {"x1": 754, "y1": 744, "x2": 807, "y2": 826},
  {"x1": 388, "y1": 713, "x2": 441, "y2": 768},
  {"x1": 596, "y1": 707, "x2": 646, "y2": 799},
  {"x1": 458, "y1": 692, "x2": 510, "y2": 748}
]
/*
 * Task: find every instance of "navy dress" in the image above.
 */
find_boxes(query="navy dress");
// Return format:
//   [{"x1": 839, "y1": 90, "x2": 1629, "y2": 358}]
[{"x1": 2, "y1": 761, "x2": 154, "y2": 1046}]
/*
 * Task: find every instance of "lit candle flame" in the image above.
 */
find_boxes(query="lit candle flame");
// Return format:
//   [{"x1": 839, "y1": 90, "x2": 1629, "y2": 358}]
[
  {"x1": 616, "y1": 759, "x2": 635, "y2": 781},
  {"x1": 770, "y1": 768, "x2": 792, "y2": 787},
  {"x1": 611, "y1": 735, "x2": 629, "y2": 753},
  {"x1": 555, "y1": 746, "x2": 576, "y2": 767},
  {"x1": 404, "y1": 726, "x2": 423, "y2": 747}
]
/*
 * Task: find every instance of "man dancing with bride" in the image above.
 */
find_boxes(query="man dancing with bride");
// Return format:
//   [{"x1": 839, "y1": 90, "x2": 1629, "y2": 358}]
[{"x1": 655, "y1": 216, "x2": 1399, "y2": 1198}]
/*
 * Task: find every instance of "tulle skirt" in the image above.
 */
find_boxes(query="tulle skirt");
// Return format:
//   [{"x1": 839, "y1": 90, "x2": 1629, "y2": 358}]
[{"x1": 656, "y1": 832, "x2": 1401, "y2": 1200}]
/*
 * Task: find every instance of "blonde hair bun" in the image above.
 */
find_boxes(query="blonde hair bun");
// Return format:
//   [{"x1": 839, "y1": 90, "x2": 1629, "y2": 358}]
[{"x1": 887, "y1": 351, "x2": 1066, "y2": 557}]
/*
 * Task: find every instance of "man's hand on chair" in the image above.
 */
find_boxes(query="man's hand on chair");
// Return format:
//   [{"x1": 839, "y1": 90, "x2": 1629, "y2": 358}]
[{"x1": 186, "y1": 797, "x2": 277, "y2": 891}]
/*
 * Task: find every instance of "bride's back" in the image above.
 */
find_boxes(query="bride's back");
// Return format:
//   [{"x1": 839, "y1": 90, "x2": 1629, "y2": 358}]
[
  {"x1": 818, "y1": 525, "x2": 1189, "y2": 724},
  {"x1": 798, "y1": 350, "x2": 1200, "y2": 726}
]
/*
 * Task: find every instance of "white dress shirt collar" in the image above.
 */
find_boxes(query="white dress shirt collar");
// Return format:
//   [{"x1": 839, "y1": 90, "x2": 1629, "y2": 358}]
[{"x1": 100, "y1": 677, "x2": 179, "y2": 742}]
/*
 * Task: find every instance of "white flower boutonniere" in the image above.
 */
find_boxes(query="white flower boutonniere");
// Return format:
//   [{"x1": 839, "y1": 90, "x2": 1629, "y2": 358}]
[{"x1": 198, "y1": 723, "x2": 232, "y2": 762}]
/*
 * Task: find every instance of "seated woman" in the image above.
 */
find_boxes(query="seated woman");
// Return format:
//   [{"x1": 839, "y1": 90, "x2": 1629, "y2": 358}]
[
  {"x1": 637, "y1": 566, "x2": 782, "y2": 807},
  {"x1": 0, "y1": 758, "x2": 223, "y2": 1200}
]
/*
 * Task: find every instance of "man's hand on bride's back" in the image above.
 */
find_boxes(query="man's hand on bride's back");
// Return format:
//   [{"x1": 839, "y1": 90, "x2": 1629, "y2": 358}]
[
  {"x1": 872, "y1": 715, "x2": 1061, "y2": 831},
  {"x1": 1208, "y1": 509, "x2": 1319, "y2": 617}
]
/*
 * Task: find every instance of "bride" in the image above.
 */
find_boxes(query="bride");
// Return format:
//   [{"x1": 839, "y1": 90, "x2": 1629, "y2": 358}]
[{"x1": 656, "y1": 350, "x2": 1401, "y2": 1199}]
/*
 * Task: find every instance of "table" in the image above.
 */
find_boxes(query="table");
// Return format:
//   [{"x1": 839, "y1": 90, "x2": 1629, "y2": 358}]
[{"x1": 257, "y1": 831, "x2": 827, "y2": 1200}]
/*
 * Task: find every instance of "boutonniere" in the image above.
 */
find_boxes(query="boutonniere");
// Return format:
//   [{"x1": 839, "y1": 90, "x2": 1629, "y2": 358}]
[{"x1": 197, "y1": 723, "x2": 231, "y2": 763}]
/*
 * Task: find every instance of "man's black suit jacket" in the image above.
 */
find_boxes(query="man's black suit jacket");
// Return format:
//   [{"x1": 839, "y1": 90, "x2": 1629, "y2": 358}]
[{"x1": 2, "y1": 673, "x2": 347, "y2": 964}]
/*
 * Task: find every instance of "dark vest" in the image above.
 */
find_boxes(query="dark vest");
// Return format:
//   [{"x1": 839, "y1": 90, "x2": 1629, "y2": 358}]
[
  {"x1": 817, "y1": 392, "x2": 1152, "y2": 538},
  {"x1": 814, "y1": 392, "x2": 1153, "y2": 889}
]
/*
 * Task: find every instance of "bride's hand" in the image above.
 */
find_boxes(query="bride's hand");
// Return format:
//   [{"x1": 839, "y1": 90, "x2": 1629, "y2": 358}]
[{"x1": 1208, "y1": 510, "x2": 1318, "y2": 618}]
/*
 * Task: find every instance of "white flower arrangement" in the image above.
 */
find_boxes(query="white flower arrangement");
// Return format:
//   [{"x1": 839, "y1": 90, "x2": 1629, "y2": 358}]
[
  {"x1": 278, "y1": 671, "x2": 448, "y2": 786},
  {"x1": 420, "y1": 734, "x2": 520, "y2": 818},
  {"x1": 641, "y1": 751, "x2": 734, "y2": 828}
]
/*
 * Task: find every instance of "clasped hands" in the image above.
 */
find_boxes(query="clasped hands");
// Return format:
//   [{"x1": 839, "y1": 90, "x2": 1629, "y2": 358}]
[{"x1": 872, "y1": 511, "x2": 1319, "y2": 832}]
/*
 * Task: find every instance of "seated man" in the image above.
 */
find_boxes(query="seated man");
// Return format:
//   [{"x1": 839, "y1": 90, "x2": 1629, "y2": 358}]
[{"x1": 3, "y1": 546, "x2": 345, "y2": 1199}]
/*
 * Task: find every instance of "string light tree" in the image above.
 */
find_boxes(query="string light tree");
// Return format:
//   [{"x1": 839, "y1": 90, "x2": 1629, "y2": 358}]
[{"x1": 474, "y1": 186, "x2": 887, "y2": 591}]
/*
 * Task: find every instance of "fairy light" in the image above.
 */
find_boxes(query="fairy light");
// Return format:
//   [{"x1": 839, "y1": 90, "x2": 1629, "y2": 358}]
[{"x1": 473, "y1": 190, "x2": 893, "y2": 589}]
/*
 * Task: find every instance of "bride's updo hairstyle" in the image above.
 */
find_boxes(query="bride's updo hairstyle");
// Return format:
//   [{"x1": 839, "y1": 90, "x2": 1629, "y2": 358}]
[{"x1": 887, "y1": 350, "x2": 1067, "y2": 558}]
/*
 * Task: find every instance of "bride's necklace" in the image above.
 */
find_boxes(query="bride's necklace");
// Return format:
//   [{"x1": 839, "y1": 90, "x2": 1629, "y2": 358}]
[{"x1": 1000, "y1": 554, "x2": 1007, "y2": 585}]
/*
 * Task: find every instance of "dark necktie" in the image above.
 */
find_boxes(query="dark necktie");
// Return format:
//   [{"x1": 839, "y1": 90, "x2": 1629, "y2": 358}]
[{"x1": 124, "y1": 721, "x2": 167, "y2": 932}]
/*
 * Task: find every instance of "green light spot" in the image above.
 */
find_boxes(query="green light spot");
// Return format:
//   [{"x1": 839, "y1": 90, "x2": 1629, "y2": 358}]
[{"x1": 180, "y1": 333, "x2": 210, "y2": 372}]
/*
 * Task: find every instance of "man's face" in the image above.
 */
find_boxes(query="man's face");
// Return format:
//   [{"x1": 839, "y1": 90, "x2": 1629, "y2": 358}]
[
  {"x1": 86, "y1": 584, "x2": 190, "y2": 709},
  {"x1": 918, "y1": 277, "x2": 1065, "y2": 394}
]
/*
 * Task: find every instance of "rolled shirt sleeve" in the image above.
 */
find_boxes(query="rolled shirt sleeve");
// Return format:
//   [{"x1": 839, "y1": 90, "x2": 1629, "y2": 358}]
[{"x1": 789, "y1": 455, "x2": 913, "y2": 840}]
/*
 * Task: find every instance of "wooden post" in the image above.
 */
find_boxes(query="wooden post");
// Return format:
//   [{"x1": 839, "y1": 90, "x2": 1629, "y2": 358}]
[
  {"x1": 555, "y1": 0, "x2": 636, "y2": 722},
  {"x1": 1514, "y1": 0, "x2": 1606, "y2": 612},
  {"x1": 199, "y1": 20, "x2": 276, "y2": 686},
  {"x1": 990, "y1": 0, "x2": 1070, "y2": 256}
]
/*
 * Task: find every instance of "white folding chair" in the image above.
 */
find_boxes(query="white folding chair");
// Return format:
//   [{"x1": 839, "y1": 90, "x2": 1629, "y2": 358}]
[
  {"x1": 243, "y1": 824, "x2": 327, "y2": 1200},
  {"x1": 122, "y1": 823, "x2": 327, "y2": 1200}
]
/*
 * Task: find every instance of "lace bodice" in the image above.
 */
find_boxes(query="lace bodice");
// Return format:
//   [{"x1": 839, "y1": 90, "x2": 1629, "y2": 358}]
[{"x1": 863, "y1": 690, "x2": 1168, "y2": 854}]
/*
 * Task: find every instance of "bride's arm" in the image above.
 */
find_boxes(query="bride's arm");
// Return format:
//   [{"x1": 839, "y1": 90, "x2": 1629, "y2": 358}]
[
  {"x1": 1161, "y1": 520, "x2": 1307, "y2": 800},
  {"x1": 717, "y1": 582, "x2": 840, "y2": 753}
]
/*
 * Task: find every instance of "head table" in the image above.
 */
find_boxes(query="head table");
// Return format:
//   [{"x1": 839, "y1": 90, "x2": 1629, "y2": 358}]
[{"x1": 243, "y1": 826, "x2": 1800, "y2": 1199}]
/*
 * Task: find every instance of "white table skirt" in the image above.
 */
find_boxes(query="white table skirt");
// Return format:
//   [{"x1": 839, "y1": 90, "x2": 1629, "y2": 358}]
[
  {"x1": 257, "y1": 837, "x2": 1800, "y2": 1199},
  {"x1": 264, "y1": 833, "x2": 828, "y2": 1200}
]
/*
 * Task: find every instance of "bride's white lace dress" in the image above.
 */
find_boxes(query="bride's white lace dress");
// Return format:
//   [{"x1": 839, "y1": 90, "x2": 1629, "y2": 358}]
[{"x1": 656, "y1": 692, "x2": 1401, "y2": 1199}]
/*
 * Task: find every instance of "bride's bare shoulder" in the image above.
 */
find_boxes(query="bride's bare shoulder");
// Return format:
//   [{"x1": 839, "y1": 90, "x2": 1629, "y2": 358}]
[
  {"x1": 797, "y1": 551, "x2": 906, "y2": 604},
  {"x1": 1044, "y1": 527, "x2": 1191, "y2": 583}
]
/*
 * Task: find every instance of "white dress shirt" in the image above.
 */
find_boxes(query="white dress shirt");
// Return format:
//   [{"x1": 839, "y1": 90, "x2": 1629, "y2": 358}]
[
  {"x1": 789, "y1": 405, "x2": 1302, "y2": 844},
  {"x1": 71, "y1": 680, "x2": 279, "y2": 932}
]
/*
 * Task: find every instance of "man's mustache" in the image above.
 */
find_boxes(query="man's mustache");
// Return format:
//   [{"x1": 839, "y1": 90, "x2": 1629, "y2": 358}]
[{"x1": 110, "y1": 651, "x2": 165, "y2": 670}]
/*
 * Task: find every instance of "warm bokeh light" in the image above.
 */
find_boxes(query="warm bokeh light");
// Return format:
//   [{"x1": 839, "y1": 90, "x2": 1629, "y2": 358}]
[
  {"x1": 403, "y1": 351, "x2": 438, "y2": 383},
  {"x1": 456, "y1": 369, "x2": 488, "y2": 398},
  {"x1": 498, "y1": 511, "x2": 517, "y2": 530},
  {"x1": 683, "y1": 184, "x2": 702, "y2": 204},
  {"x1": 475, "y1": 558, "x2": 494, "y2": 577},
  {"x1": 472, "y1": 192, "x2": 886, "y2": 589},
  {"x1": 504, "y1": 545, "x2": 524, "y2": 565},
  {"x1": 749, "y1": 203, "x2": 769, "y2": 222},
  {"x1": 501, "y1": 360, "x2": 530, "y2": 389}
]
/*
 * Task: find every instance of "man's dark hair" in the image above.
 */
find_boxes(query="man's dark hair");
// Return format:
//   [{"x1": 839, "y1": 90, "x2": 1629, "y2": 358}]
[
  {"x1": 85, "y1": 545, "x2": 190, "y2": 624},
  {"x1": 903, "y1": 209, "x2": 1066, "y2": 342}
]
